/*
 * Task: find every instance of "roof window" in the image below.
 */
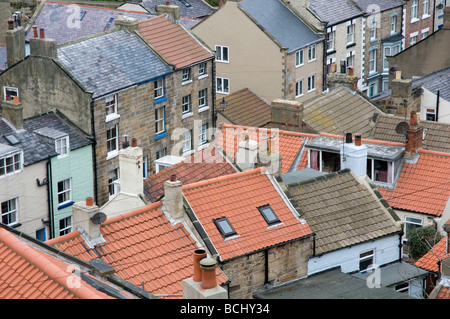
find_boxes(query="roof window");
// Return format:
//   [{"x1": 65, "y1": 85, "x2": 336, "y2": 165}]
[
  {"x1": 178, "y1": 0, "x2": 192, "y2": 7},
  {"x1": 258, "y1": 205, "x2": 280, "y2": 226},
  {"x1": 214, "y1": 217, "x2": 237, "y2": 238},
  {"x1": 3, "y1": 134, "x2": 19, "y2": 146}
]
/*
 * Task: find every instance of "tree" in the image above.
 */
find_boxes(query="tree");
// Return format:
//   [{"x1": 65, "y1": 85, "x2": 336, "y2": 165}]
[{"x1": 406, "y1": 225, "x2": 443, "y2": 260}]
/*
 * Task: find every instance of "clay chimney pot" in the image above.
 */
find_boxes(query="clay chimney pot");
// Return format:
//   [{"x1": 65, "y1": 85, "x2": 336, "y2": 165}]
[
  {"x1": 39, "y1": 28, "x2": 45, "y2": 38},
  {"x1": 131, "y1": 137, "x2": 137, "y2": 147},
  {"x1": 193, "y1": 249, "x2": 207, "y2": 282},
  {"x1": 200, "y1": 257, "x2": 218, "y2": 289},
  {"x1": 86, "y1": 197, "x2": 94, "y2": 206},
  {"x1": 32, "y1": 25, "x2": 38, "y2": 38}
]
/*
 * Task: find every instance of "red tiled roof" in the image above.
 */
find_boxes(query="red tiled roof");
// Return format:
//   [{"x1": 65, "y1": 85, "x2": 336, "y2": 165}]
[
  {"x1": 216, "y1": 124, "x2": 315, "y2": 174},
  {"x1": 182, "y1": 167, "x2": 313, "y2": 261},
  {"x1": 143, "y1": 145, "x2": 237, "y2": 202},
  {"x1": 138, "y1": 15, "x2": 213, "y2": 69},
  {"x1": 47, "y1": 202, "x2": 228, "y2": 298},
  {"x1": 0, "y1": 228, "x2": 114, "y2": 299},
  {"x1": 415, "y1": 236, "x2": 448, "y2": 273},
  {"x1": 437, "y1": 285, "x2": 450, "y2": 299},
  {"x1": 378, "y1": 149, "x2": 450, "y2": 217}
]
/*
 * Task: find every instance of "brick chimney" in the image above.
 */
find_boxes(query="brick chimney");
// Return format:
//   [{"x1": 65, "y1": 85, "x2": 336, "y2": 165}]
[
  {"x1": 1, "y1": 96, "x2": 23, "y2": 129},
  {"x1": 115, "y1": 15, "x2": 139, "y2": 32},
  {"x1": 163, "y1": 174, "x2": 184, "y2": 220},
  {"x1": 72, "y1": 197, "x2": 105, "y2": 241},
  {"x1": 340, "y1": 133, "x2": 368, "y2": 177},
  {"x1": 5, "y1": 18, "x2": 25, "y2": 68},
  {"x1": 118, "y1": 138, "x2": 144, "y2": 196},
  {"x1": 270, "y1": 99, "x2": 303, "y2": 131},
  {"x1": 182, "y1": 250, "x2": 228, "y2": 299},
  {"x1": 29, "y1": 26, "x2": 57, "y2": 58},
  {"x1": 155, "y1": 2, "x2": 180, "y2": 21},
  {"x1": 405, "y1": 111, "x2": 423, "y2": 157}
]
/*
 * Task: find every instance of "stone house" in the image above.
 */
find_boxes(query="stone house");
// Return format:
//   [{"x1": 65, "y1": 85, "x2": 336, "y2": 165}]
[
  {"x1": 192, "y1": 0, "x2": 324, "y2": 104},
  {"x1": 351, "y1": 0, "x2": 405, "y2": 98}
]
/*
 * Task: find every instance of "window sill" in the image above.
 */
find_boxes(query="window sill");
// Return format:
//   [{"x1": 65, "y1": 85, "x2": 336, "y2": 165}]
[
  {"x1": 411, "y1": 18, "x2": 419, "y2": 23},
  {"x1": 198, "y1": 106, "x2": 209, "y2": 113},
  {"x1": 216, "y1": 91, "x2": 229, "y2": 95},
  {"x1": 370, "y1": 38, "x2": 377, "y2": 44},
  {"x1": 155, "y1": 131, "x2": 168, "y2": 141},
  {"x1": 216, "y1": 60, "x2": 229, "y2": 64},
  {"x1": 182, "y1": 80, "x2": 193, "y2": 86},
  {"x1": 182, "y1": 112, "x2": 193, "y2": 119},
  {"x1": 346, "y1": 42, "x2": 356, "y2": 49},
  {"x1": 198, "y1": 142, "x2": 209, "y2": 151},
  {"x1": 106, "y1": 113, "x2": 120, "y2": 123},
  {"x1": 106, "y1": 150, "x2": 119, "y2": 160},
  {"x1": 57, "y1": 153, "x2": 70, "y2": 160},
  {"x1": 182, "y1": 150, "x2": 194, "y2": 157},
  {"x1": 198, "y1": 74, "x2": 209, "y2": 80},
  {"x1": 326, "y1": 49, "x2": 336, "y2": 55},
  {"x1": 422, "y1": 14, "x2": 430, "y2": 20},
  {"x1": 295, "y1": 63, "x2": 304, "y2": 68},
  {"x1": 154, "y1": 96, "x2": 167, "y2": 105},
  {"x1": 58, "y1": 201, "x2": 74, "y2": 210}
]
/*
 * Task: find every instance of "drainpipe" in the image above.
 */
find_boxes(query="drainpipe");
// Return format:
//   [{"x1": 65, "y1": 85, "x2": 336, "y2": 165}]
[
  {"x1": 436, "y1": 90, "x2": 440, "y2": 121},
  {"x1": 398, "y1": 231, "x2": 403, "y2": 262},
  {"x1": 47, "y1": 158, "x2": 55, "y2": 239},
  {"x1": 264, "y1": 249, "x2": 269, "y2": 285},
  {"x1": 90, "y1": 99, "x2": 98, "y2": 204},
  {"x1": 212, "y1": 58, "x2": 217, "y2": 129}
]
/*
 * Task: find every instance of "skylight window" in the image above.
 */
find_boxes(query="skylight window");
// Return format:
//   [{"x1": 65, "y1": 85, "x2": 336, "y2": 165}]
[
  {"x1": 258, "y1": 205, "x2": 280, "y2": 226},
  {"x1": 178, "y1": 0, "x2": 192, "y2": 7},
  {"x1": 214, "y1": 217, "x2": 237, "y2": 238},
  {"x1": 3, "y1": 134, "x2": 19, "y2": 146}
]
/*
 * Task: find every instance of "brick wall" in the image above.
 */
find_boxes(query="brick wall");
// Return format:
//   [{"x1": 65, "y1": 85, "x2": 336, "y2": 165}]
[
  {"x1": 404, "y1": 0, "x2": 434, "y2": 48},
  {"x1": 219, "y1": 237, "x2": 312, "y2": 299}
]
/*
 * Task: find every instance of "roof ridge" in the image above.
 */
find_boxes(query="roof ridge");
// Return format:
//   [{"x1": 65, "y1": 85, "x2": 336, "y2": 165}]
[
  {"x1": 286, "y1": 168, "x2": 351, "y2": 187},
  {"x1": 0, "y1": 228, "x2": 104, "y2": 299},
  {"x1": 45, "y1": 230, "x2": 81, "y2": 246},
  {"x1": 182, "y1": 166, "x2": 266, "y2": 191},
  {"x1": 103, "y1": 201, "x2": 163, "y2": 225},
  {"x1": 419, "y1": 149, "x2": 450, "y2": 158},
  {"x1": 221, "y1": 124, "x2": 318, "y2": 138},
  {"x1": 319, "y1": 132, "x2": 405, "y2": 147}
]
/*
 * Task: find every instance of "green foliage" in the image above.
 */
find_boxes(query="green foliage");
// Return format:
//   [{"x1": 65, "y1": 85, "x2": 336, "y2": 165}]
[
  {"x1": 204, "y1": 0, "x2": 219, "y2": 7},
  {"x1": 406, "y1": 225, "x2": 443, "y2": 260}
]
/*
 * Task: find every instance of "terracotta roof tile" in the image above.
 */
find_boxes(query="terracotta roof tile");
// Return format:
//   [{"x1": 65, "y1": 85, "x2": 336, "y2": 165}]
[
  {"x1": 378, "y1": 150, "x2": 450, "y2": 216},
  {"x1": 48, "y1": 202, "x2": 228, "y2": 298},
  {"x1": 183, "y1": 167, "x2": 313, "y2": 261},
  {"x1": 138, "y1": 15, "x2": 213, "y2": 69},
  {"x1": 415, "y1": 237, "x2": 448, "y2": 273},
  {"x1": 216, "y1": 124, "x2": 315, "y2": 174}
]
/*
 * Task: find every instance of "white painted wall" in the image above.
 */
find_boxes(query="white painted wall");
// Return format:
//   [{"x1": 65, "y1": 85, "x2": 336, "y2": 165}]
[{"x1": 420, "y1": 87, "x2": 450, "y2": 123}]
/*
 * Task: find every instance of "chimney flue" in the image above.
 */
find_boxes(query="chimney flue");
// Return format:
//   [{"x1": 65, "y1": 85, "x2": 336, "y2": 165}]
[
  {"x1": 345, "y1": 132, "x2": 353, "y2": 143},
  {"x1": 39, "y1": 28, "x2": 45, "y2": 39},
  {"x1": 131, "y1": 137, "x2": 137, "y2": 147},
  {"x1": 86, "y1": 197, "x2": 94, "y2": 206},
  {"x1": 32, "y1": 25, "x2": 38, "y2": 38},
  {"x1": 200, "y1": 258, "x2": 218, "y2": 290},
  {"x1": 354, "y1": 133, "x2": 362, "y2": 146},
  {"x1": 193, "y1": 249, "x2": 207, "y2": 282}
]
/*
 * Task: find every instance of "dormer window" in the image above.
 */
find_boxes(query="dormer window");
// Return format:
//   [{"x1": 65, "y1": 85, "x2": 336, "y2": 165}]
[
  {"x1": 55, "y1": 136, "x2": 69, "y2": 156},
  {"x1": 258, "y1": 205, "x2": 280, "y2": 226},
  {"x1": 214, "y1": 217, "x2": 237, "y2": 238}
]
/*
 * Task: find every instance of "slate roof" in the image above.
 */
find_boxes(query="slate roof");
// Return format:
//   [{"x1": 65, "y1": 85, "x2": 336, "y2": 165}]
[
  {"x1": 46, "y1": 202, "x2": 228, "y2": 298},
  {"x1": 143, "y1": 144, "x2": 237, "y2": 203},
  {"x1": 138, "y1": 14, "x2": 213, "y2": 70},
  {"x1": 141, "y1": 0, "x2": 214, "y2": 19},
  {"x1": 0, "y1": 111, "x2": 92, "y2": 166},
  {"x1": 302, "y1": 86, "x2": 384, "y2": 137},
  {"x1": 25, "y1": 1, "x2": 152, "y2": 45},
  {"x1": 351, "y1": 0, "x2": 404, "y2": 13},
  {"x1": 378, "y1": 149, "x2": 450, "y2": 217},
  {"x1": 216, "y1": 123, "x2": 315, "y2": 174},
  {"x1": 284, "y1": 169, "x2": 401, "y2": 256},
  {"x1": 0, "y1": 225, "x2": 136, "y2": 299},
  {"x1": 217, "y1": 87, "x2": 271, "y2": 128},
  {"x1": 239, "y1": 0, "x2": 323, "y2": 53},
  {"x1": 371, "y1": 114, "x2": 450, "y2": 153},
  {"x1": 253, "y1": 267, "x2": 412, "y2": 299},
  {"x1": 182, "y1": 167, "x2": 313, "y2": 262},
  {"x1": 57, "y1": 29, "x2": 173, "y2": 99},
  {"x1": 309, "y1": 0, "x2": 363, "y2": 26}
]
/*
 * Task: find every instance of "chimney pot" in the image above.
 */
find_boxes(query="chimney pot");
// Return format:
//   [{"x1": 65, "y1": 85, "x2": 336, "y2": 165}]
[
  {"x1": 354, "y1": 133, "x2": 362, "y2": 146},
  {"x1": 193, "y1": 249, "x2": 207, "y2": 282},
  {"x1": 39, "y1": 28, "x2": 45, "y2": 38},
  {"x1": 348, "y1": 66, "x2": 354, "y2": 76},
  {"x1": 13, "y1": 96, "x2": 19, "y2": 104},
  {"x1": 170, "y1": 174, "x2": 177, "y2": 182},
  {"x1": 7, "y1": 19, "x2": 14, "y2": 30},
  {"x1": 410, "y1": 111, "x2": 418, "y2": 127},
  {"x1": 86, "y1": 197, "x2": 94, "y2": 206},
  {"x1": 345, "y1": 132, "x2": 353, "y2": 144},
  {"x1": 131, "y1": 137, "x2": 137, "y2": 147},
  {"x1": 32, "y1": 25, "x2": 38, "y2": 38},
  {"x1": 166, "y1": 1, "x2": 170, "y2": 5},
  {"x1": 200, "y1": 257, "x2": 218, "y2": 290}
]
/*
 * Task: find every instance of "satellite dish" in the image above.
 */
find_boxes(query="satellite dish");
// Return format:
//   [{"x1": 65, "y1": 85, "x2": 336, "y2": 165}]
[
  {"x1": 395, "y1": 121, "x2": 409, "y2": 134},
  {"x1": 91, "y1": 212, "x2": 107, "y2": 225}
]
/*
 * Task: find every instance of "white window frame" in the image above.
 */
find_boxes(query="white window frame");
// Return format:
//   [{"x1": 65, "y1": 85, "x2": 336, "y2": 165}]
[
  {"x1": 346, "y1": 51, "x2": 355, "y2": 72},
  {"x1": 216, "y1": 77, "x2": 229, "y2": 94},
  {"x1": 307, "y1": 74, "x2": 316, "y2": 92},
  {"x1": 347, "y1": 22, "x2": 355, "y2": 45},
  {"x1": 383, "y1": 46, "x2": 391, "y2": 71},
  {"x1": 1, "y1": 198, "x2": 18, "y2": 226},
  {"x1": 421, "y1": 27, "x2": 430, "y2": 39},
  {"x1": 155, "y1": 106, "x2": 166, "y2": 134},
  {"x1": 423, "y1": 0, "x2": 429, "y2": 17},
  {"x1": 182, "y1": 94, "x2": 192, "y2": 115},
  {"x1": 359, "y1": 249, "x2": 375, "y2": 272},
  {"x1": 393, "y1": 44, "x2": 401, "y2": 55},
  {"x1": 57, "y1": 178, "x2": 72, "y2": 205},
  {"x1": 390, "y1": 15, "x2": 397, "y2": 34},
  {"x1": 182, "y1": 68, "x2": 192, "y2": 84},
  {"x1": 404, "y1": 216, "x2": 423, "y2": 241},
  {"x1": 55, "y1": 136, "x2": 70, "y2": 157},
  {"x1": 199, "y1": 123, "x2": 208, "y2": 147},
  {"x1": 198, "y1": 62, "x2": 207, "y2": 78},
  {"x1": 215, "y1": 45, "x2": 229, "y2": 63},
  {"x1": 410, "y1": 33, "x2": 418, "y2": 46},
  {"x1": 295, "y1": 79, "x2": 303, "y2": 98},
  {"x1": 326, "y1": 27, "x2": 335, "y2": 51},
  {"x1": 369, "y1": 49, "x2": 377, "y2": 73},
  {"x1": 105, "y1": 94, "x2": 118, "y2": 122},
  {"x1": 411, "y1": 0, "x2": 419, "y2": 21},
  {"x1": 295, "y1": 49, "x2": 304, "y2": 67},
  {"x1": 183, "y1": 129, "x2": 193, "y2": 154},
  {"x1": 109, "y1": 168, "x2": 120, "y2": 198},
  {"x1": 0, "y1": 151, "x2": 22, "y2": 178},
  {"x1": 426, "y1": 107, "x2": 436, "y2": 121},
  {"x1": 154, "y1": 78, "x2": 164, "y2": 99},
  {"x1": 3, "y1": 86, "x2": 18, "y2": 101},
  {"x1": 308, "y1": 44, "x2": 316, "y2": 62},
  {"x1": 106, "y1": 124, "x2": 119, "y2": 159},
  {"x1": 59, "y1": 216, "x2": 72, "y2": 236},
  {"x1": 370, "y1": 19, "x2": 377, "y2": 41},
  {"x1": 198, "y1": 88, "x2": 208, "y2": 111}
]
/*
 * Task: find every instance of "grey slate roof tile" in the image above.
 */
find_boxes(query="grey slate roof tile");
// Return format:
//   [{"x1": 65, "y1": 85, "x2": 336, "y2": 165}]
[
  {"x1": 309, "y1": 0, "x2": 363, "y2": 26},
  {"x1": 141, "y1": 0, "x2": 214, "y2": 19},
  {"x1": 352, "y1": 0, "x2": 404, "y2": 13},
  {"x1": 57, "y1": 30, "x2": 173, "y2": 98},
  {"x1": 239, "y1": 0, "x2": 323, "y2": 53}
]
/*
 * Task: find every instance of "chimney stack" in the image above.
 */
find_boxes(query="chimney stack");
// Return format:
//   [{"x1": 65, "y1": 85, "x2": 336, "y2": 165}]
[
  {"x1": 29, "y1": 28, "x2": 57, "y2": 58},
  {"x1": 405, "y1": 111, "x2": 423, "y2": 157},
  {"x1": 256, "y1": 133, "x2": 283, "y2": 177},
  {"x1": 235, "y1": 130, "x2": 258, "y2": 171},
  {"x1": 163, "y1": 175, "x2": 184, "y2": 220},
  {"x1": 118, "y1": 138, "x2": 144, "y2": 196},
  {"x1": 443, "y1": 6, "x2": 450, "y2": 29},
  {"x1": 5, "y1": 18, "x2": 25, "y2": 68},
  {"x1": 340, "y1": 133, "x2": 368, "y2": 177},
  {"x1": 72, "y1": 197, "x2": 104, "y2": 239},
  {"x1": 1, "y1": 96, "x2": 24, "y2": 129},
  {"x1": 155, "y1": 2, "x2": 180, "y2": 21},
  {"x1": 270, "y1": 99, "x2": 303, "y2": 132},
  {"x1": 182, "y1": 250, "x2": 228, "y2": 299},
  {"x1": 115, "y1": 15, "x2": 139, "y2": 32}
]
